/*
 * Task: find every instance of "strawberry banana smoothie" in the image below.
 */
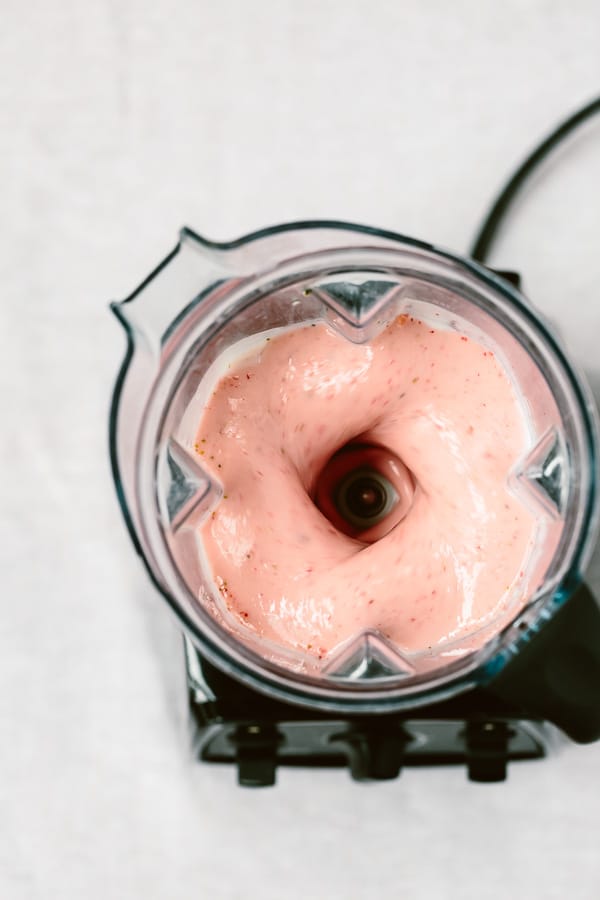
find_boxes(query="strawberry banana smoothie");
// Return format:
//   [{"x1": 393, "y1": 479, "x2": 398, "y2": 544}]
[{"x1": 191, "y1": 315, "x2": 536, "y2": 660}]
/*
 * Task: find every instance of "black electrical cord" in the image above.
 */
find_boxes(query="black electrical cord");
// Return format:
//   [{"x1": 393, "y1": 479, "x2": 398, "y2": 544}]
[{"x1": 470, "y1": 95, "x2": 600, "y2": 264}]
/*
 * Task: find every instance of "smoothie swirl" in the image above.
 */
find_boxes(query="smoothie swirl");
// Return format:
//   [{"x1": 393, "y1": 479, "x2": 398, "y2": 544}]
[{"x1": 192, "y1": 315, "x2": 535, "y2": 659}]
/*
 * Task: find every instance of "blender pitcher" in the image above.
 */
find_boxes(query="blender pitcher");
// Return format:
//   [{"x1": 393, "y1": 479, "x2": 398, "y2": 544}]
[{"x1": 109, "y1": 221, "x2": 600, "y2": 784}]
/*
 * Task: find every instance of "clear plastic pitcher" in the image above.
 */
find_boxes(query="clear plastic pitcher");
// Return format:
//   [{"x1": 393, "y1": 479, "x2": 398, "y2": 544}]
[{"x1": 110, "y1": 221, "x2": 599, "y2": 727}]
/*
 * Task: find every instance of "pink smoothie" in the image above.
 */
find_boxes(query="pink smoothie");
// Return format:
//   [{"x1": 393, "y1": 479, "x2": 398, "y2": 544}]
[{"x1": 192, "y1": 315, "x2": 536, "y2": 660}]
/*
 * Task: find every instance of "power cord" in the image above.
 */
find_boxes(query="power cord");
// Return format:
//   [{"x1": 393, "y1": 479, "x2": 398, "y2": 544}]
[{"x1": 470, "y1": 95, "x2": 600, "y2": 264}]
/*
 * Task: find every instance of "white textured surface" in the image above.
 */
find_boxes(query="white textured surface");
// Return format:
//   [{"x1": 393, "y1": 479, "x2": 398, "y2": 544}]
[{"x1": 2, "y1": 2, "x2": 600, "y2": 898}]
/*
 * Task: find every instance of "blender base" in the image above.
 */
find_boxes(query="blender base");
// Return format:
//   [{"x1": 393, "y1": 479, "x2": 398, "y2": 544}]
[{"x1": 185, "y1": 640, "x2": 549, "y2": 786}]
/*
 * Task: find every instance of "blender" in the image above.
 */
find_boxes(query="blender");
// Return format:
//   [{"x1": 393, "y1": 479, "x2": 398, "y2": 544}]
[{"x1": 109, "y1": 220, "x2": 600, "y2": 784}]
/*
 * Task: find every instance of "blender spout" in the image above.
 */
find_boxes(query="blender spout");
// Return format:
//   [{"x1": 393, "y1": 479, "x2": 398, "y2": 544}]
[{"x1": 108, "y1": 233, "x2": 232, "y2": 354}]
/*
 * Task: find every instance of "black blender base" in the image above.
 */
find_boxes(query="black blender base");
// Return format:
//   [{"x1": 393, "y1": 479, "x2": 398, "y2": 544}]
[
  {"x1": 196, "y1": 719, "x2": 546, "y2": 786},
  {"x1": 186, "y1": 644, "x2": 549, "y2": 786}
]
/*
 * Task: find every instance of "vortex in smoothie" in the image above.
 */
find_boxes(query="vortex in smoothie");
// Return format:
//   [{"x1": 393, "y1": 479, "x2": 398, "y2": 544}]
[{"x1": 191, "y1": 315, "x2": 536, "y2": 660}]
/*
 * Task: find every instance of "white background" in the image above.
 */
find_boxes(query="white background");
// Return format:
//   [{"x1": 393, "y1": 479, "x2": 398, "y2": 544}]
[{"x1": 2, "y1": 1, "x2": 600, "y2": 898}]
